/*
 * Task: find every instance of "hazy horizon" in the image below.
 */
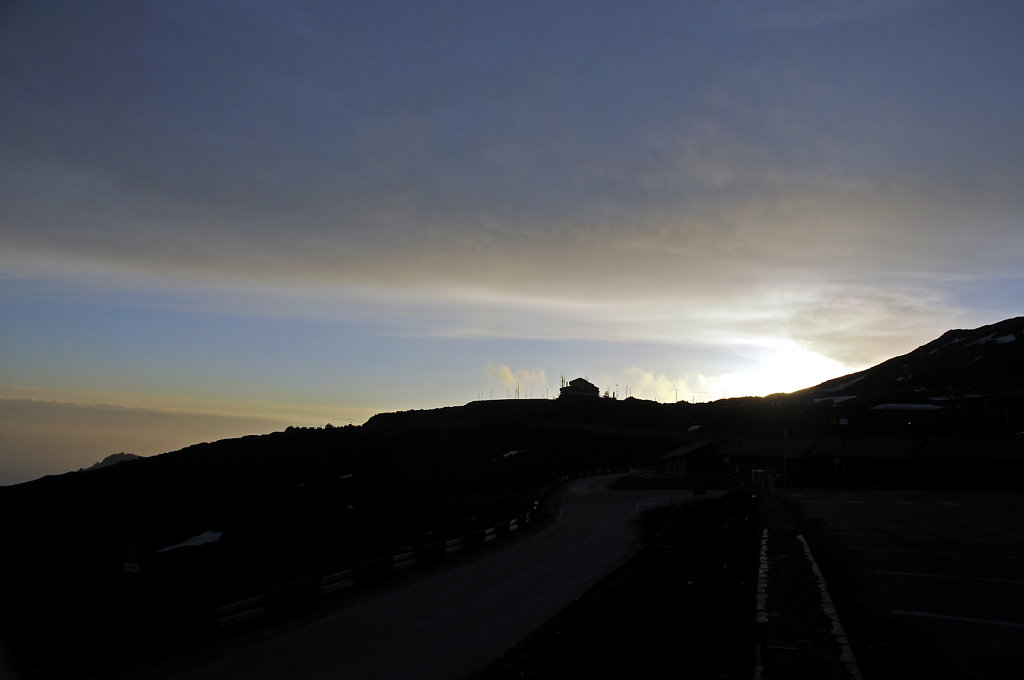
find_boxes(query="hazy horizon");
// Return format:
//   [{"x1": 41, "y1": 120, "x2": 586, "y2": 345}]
[{"x1": 3, "y1": 1, "x2": 1023, "y2": 484}]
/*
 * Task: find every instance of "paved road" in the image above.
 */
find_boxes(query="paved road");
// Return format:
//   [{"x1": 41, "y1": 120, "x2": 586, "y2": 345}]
[
  {"x1": 787, "y1": 489, "x2": 1024, "y2": 678},
  {"x1": 109, "y1": 475, "x2": 715, "y2": 680}
]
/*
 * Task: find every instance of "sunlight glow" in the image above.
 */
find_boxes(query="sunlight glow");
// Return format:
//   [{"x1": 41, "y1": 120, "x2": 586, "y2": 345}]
[{"x1": 727, "y1": 338, "x2": 850, "y2": 397}]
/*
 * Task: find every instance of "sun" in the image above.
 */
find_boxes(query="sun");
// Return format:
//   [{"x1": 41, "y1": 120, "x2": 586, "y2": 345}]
[{"x1": 720, "y1": 339, "x2": 848, "y2": 398}]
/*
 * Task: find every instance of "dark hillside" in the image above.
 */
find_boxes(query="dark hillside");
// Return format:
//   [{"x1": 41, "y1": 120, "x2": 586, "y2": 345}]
[
  {"x1": 365, "y1": 395, "x2": 696, "y2": 433},
  {"x1": 0, "y1": 419, "x2": 680, "y2": 675}
]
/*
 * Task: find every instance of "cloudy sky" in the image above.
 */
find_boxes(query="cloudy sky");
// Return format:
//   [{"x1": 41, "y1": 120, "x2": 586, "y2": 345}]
[{"x1": 2, "y1": 1, "x2": 1022, "y2": 484}]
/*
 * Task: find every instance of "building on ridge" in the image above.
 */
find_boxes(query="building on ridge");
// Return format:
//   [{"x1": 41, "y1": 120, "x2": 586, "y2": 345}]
[{"x1": 559, "y1": 377, "x2": 600, "y2": 399}]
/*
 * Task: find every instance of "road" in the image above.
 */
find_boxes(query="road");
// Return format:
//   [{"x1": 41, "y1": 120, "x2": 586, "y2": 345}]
[{"x1": 107, "y1": 475, "x2": 716, "y2": 680}]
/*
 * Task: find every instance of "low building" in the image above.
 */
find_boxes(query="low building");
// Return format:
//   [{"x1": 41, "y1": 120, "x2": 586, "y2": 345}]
[
  {"x1": 559, "y1": 377, "x2": 600, "y2": 399},
  {"x1": 662, "y1": 441, "x2": 717, "y2": 475}
]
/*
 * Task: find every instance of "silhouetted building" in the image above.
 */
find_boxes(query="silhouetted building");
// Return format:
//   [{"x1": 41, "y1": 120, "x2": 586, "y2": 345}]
[
  {"x1": 662, "y1": 441, "x2": 717, "y2": 475},
  {"x1": 559, "y1": 377, "x2": 599, "y2": 399}
]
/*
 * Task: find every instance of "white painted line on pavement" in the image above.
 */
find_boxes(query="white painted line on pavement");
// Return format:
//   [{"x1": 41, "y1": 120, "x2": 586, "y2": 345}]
[
  {"x1": 892, "y1": 610, "x2": 1024, "y2": 629},
  {"x1": 851, "y1": 547, "x2": 1024, "y2": 559},
  {"x1": 797, "y1": 534, "x2": 862, "y2": 680},
  {"x1": 865, "y1": 569, "x2": 1024, "y2": 585},
  {"x1": 754, "y1": 532, "x2": 768, "y2": 680},
  {"x1": 756, "y1": 529, "x2": 769, "y2": 624},
  {"x1": 832, "y1": 532, "x2": 1024, "y2": 544}
]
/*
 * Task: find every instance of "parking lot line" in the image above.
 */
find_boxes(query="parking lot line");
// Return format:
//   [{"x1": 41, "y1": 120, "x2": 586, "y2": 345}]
[
  {"x1": 832, "y1": 531, "x2": 1024, "y2": 544},
  {"x1": 891, "y1": 610, "x2": 1024, "y2": 629},
  {"x1": 865, "y1": 569, "x2": 1024, "y2": 585},
  {"x1": 850, "y1": 547, "x2": 1024, "y2": 559}
]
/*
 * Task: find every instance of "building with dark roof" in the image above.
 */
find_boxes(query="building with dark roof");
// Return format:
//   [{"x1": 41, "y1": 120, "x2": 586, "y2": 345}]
[{"x1": 559, "y1": 377, "x2": 600, "y2": 399}]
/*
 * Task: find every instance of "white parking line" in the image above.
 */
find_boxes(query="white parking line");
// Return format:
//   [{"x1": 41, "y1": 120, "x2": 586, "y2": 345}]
[
  {"x1": 832, "y1": 532, "x2": 1024, "y2": 544},
  {"x1": 797, "y1": 534, "x2": 862, "y2": 680},
  {"x1": 851, "y1": 547, "x2": 1024, "y2": 560},
  {"x1": 892, "y1": 610, "x2": 1024, "y2": 629},
  {"x1": 866, "y1": 569, "x2": 1024, "y2": 585},
  {"x1": 756, "y1": 529, "x2": 769, "y2": 624}
]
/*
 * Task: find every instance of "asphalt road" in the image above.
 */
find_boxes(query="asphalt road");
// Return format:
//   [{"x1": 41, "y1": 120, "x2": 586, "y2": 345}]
[
  {"x1": 106, "y1": 475, "x2": 715, "y2": 680},
  {"x1": 787, "y1": 489, "x2": 1024, "y2": 678}
]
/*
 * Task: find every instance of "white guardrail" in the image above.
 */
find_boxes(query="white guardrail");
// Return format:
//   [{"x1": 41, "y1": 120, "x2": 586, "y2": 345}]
[
  {"x1": 321, "y1": 569, "x2": 356, "y2": 595},
  {"x1": 204, "y1": 473, "x2": 635, "y2": 633},
  {"x1": 216, "y1": 594, "x2": 267, "y2": 629},
  {"x1": 212, "y1": 511, "x2": 534, "y2": 630}
]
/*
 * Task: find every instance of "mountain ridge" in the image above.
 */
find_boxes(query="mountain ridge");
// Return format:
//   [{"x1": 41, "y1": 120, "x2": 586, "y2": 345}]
[{"x1": 804, "y1": 315, "x2": 1024, "y2": 400}]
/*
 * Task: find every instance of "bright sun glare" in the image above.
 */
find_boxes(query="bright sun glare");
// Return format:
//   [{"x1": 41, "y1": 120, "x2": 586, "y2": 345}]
[{"x1": 722, "y1": 340, "x2": 848, "y2": 398}]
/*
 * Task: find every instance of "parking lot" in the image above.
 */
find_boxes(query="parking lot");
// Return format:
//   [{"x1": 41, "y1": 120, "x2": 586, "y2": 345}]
[{"x1": 787, "y1": 489, "x2": 1024, "y2": 679}]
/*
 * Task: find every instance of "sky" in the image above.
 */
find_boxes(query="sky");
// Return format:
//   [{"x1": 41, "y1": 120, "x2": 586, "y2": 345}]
[{"x1": 2, "y1": 0, "x2": 1022, "y2": 484}]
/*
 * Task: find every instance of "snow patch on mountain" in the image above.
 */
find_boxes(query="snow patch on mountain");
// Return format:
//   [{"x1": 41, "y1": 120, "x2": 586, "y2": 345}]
[
  {"x1": 814, "y1": 396, "x2": 857, "y2": 405},
  {"x1": 821, "y1": 374, "x2": 866, "y2": 393},
  {"x1": 158, "y1": 530, "x2": 223, "y2": 553}
]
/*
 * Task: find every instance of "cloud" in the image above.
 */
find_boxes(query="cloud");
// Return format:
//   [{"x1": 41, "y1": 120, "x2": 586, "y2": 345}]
[
  {"x1": 485, "y1": 363, "x2": 547, "y2": 388},
  {"x1": 5, "y1": 0, "x2": 1021, "y2": 300},
  {"x1": 610, "y1": 340, "x2": 849, "y2": 403}
]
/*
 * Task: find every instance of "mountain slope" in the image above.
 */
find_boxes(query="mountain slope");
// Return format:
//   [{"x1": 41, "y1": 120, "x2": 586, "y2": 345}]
[{"x1": 806, "y1": 316, "x2": 1024, "y2": 400}]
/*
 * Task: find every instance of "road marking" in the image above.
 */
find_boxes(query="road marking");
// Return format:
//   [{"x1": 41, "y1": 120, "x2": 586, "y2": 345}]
[
  {"x1": 832, "y1": 531, "x2": 1024, "y2": 544},
  {"x1": 866, "y1": 569, "x2": 1024, "y2": 585},
  {"x1": 756, "y1": 529, "x2": 769, "y2": 624},
  {"x1": 891, "y1": 610, "x2": 1024, "y2": 629},
  {"x1": 851, "y1": 547, "x2": 1024, "y2": 559},
  {"x1": 754, "y1": 529, "x2": 770, "y2": 680},
  {"x1": 797, "y1": 534, "x2": 862, "y2": 680}
]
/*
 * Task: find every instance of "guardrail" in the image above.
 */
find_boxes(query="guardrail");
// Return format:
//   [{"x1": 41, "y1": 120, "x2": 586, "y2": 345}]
[
  {"x1": 321, "y1": 569, "x2": 355, "y2": 595},
  {"x1": 145, "y1": 469, "x2": 655, "y2": 644},
  {"x1": 392, "y1": 550, "x2": 418, "y2": 571},
  {"x1": 216, "y1": 594, "x2": 267, "y2": 629}
]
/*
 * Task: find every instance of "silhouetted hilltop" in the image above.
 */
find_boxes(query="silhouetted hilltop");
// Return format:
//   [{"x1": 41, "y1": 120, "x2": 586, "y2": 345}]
[
  {"x1": 806, "y1": 316, "x2": 1024, "y2": 400},
  {"x1": 789, "y1": 316, "x2": 1024, "y2": 438},
  {"x1": 365, "y1": 395, "x2": 693, "y2": 433},
  {"x1": 79, "y1": 451, "x2": 142, "y2": 471}
]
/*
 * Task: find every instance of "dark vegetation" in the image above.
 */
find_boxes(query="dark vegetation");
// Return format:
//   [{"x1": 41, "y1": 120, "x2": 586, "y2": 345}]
[{"x1": 1, "y1": 316, "x2": 1022, "y2": 677}]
